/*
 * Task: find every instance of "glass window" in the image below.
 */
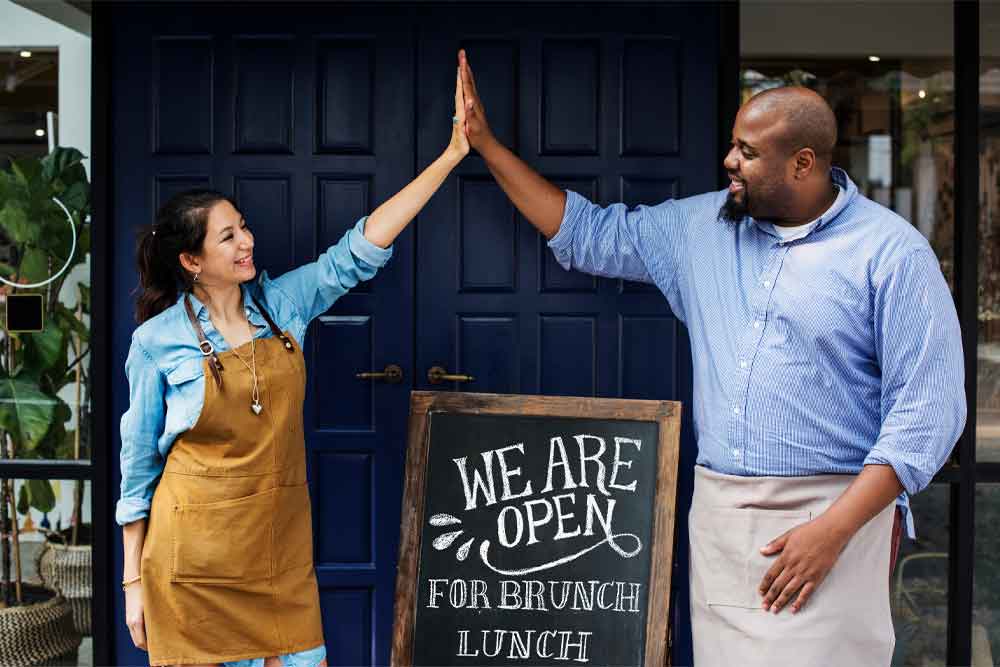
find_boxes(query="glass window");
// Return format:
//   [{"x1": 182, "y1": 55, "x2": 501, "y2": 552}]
[
  {"x1": 975, "y1": 485, "x2": 1000, "y2": 664},
  {"x1": 741, "y1": 57, "x2": 956, "y2": 291},
  {"x1": 0, "y1": 478, "x2": 92, "y2": 665},
  {"x1": 977, "y1": 2, "x2": 1000, "y2": 463},
  {"x1": 973, "y1": 6, "x2": 1000, "y2": 666},
  {"x1": 892, "y1": 484, "x2": 950, "y2": 666}
]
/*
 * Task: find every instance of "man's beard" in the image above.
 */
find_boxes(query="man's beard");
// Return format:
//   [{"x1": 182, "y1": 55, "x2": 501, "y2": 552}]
[{"x1": 718, "y1": 190, "x2": 749, "y2": 226}]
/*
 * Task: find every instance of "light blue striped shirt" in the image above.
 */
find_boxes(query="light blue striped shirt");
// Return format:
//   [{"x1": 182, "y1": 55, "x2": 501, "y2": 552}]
[{"x1": 549, "y1": 168, "x2": 966, "y2": 536}]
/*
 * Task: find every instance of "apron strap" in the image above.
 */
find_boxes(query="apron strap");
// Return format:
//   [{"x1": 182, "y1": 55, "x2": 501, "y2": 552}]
[
  {"x1": 250, "y1": 295, "x2": 295, "y2": 352},
  {"x1": 183, "y1": 293, "x2": 225, "y2": 388}
]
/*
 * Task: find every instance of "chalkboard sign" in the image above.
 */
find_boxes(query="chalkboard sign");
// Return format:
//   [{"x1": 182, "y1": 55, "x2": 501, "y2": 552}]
[{"x1": 392, "y1": 392, "x2": 681, "y2": 667}]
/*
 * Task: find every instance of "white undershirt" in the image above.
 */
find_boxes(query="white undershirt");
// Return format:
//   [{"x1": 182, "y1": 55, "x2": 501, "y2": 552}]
[{"x1": 770, "y1": 184, "x2": 844, "y2": 241}]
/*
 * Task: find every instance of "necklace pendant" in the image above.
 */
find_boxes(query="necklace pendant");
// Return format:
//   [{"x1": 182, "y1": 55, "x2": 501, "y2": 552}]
[{"x1": 251, "y1": 402, "x2": 263, "y2": 415}]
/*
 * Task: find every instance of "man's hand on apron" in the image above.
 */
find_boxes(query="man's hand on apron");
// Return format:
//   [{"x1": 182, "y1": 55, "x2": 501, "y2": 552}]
[{"x1": 756, "y1": 516, "x2": 850, "y2": 615}]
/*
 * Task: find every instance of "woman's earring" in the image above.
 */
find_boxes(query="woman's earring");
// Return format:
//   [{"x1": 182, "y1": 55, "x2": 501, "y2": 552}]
[{"x1": 193, "y1": 272, "x2": 200, "y2": 283}]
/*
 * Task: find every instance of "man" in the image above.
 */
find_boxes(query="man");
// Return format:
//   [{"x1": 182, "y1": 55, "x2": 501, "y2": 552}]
[{"x1": 456, "y1": 49, "x2": 965, "y2": 665}]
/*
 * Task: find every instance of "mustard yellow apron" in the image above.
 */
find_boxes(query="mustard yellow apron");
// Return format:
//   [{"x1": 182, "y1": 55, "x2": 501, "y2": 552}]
[{"x1": 141, "y1": 297, "x2": 324, "y2": 665}]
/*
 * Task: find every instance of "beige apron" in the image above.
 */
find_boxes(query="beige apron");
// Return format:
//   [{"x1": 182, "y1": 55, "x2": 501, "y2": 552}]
[
  {"x1": 141, "y1": 297, "x2": 324, "y2": 665},
  {"x1": 689, "y1": 465, "x2": 895, "y2": 666}
]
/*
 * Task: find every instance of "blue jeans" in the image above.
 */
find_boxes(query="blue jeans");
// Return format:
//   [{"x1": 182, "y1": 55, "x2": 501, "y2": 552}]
[{"x1": 223, "y1": 644, "x2": 326, "y2": 667}]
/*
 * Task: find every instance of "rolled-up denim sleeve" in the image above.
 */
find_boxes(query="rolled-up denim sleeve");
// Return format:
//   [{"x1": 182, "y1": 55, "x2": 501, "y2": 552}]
[
  {"x1": 547, "y1": 190, "x2": 682, "y2": 288},
  {"x1": 271, "y1": 216, "x2": 393, "y2": 324},
  {"x1": 865, "y1": 247, "x2": 966, "y2": 496},
  {"x1": 116, "y1": 337, "x2": 167, "y2": 526}
]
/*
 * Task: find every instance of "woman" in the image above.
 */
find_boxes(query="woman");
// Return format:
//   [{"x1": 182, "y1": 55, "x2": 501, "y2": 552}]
[{"x1": 117, "y1": 68, "x2": 469, "y2": 666}]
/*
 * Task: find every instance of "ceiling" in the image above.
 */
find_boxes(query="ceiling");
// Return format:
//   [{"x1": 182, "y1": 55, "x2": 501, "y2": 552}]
[{"x1": 0, "y1": 49, "x2": 57, "y2": 156}]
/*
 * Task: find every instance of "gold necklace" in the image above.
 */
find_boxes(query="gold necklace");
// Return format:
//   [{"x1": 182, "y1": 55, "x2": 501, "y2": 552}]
[{"x1": 228, "y1": 319, "x2": 262, "y2": 415}]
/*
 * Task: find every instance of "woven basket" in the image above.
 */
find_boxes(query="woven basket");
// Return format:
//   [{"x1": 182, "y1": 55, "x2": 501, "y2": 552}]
[
  {"x1": 0, "y1": 585, "x2": 80, "y2": 667},
  {"x1": 37, "y1": 542, "x2": 92, "y2": 636}
]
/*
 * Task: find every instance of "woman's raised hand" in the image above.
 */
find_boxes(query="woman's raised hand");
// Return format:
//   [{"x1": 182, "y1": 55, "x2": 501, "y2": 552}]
[{"x1": 447, "y1": 65, "x2": 470, "y2": 160}]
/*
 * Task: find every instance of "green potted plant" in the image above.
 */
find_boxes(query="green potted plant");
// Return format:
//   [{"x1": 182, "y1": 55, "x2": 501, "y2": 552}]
[{"x1": 0, "y1": 146, "x2": 89, "y2": 664}]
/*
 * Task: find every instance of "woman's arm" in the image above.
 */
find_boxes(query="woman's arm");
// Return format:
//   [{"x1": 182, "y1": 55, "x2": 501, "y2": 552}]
[
  {"x1": 118, "y1": 335, "x2": 167, "y2": 651},
  {"x1": 269, "y1": 66, "x2": 470, "y2": 324},
  {"x1": 363, "y1": 66, "x2": 470, "y2": 248},
  {"x1": 123, "y1": 518, "x2": 148, "y2": 650}
]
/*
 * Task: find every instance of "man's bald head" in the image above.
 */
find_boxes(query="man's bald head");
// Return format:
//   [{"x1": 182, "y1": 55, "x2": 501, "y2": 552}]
[
  {"x1": 720, "y1": 86, "x2": 840, "y2": 225},
  {"x1": 743, "y1": 87, "x2": 837, "y2": 165}
]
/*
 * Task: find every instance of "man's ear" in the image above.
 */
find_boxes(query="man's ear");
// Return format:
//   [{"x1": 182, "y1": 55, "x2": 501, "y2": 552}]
[
  {"x1": 178, "y1": 252, "x2": 200, "y2": 275},
  {"x1": 794, "y1": 148, "x2": 816, "y2": 179}
]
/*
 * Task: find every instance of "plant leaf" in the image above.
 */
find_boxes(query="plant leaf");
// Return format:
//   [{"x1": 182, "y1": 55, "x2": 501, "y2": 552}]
[
  {"x1": 57, "y1": 181, "x2": 89, "y2": 214},
  {"x1": 10, "y1": 158, "x2": 42, "y2": 191},
  {"x1": 0, "y1": 378, "x2": 57, "y2": 450},
  {"x1": 17, "y1": 484, "x2": 29, "y2": 515},
  {"x1": 78, "y1": 284, "x2": 90, "y2": 315},
  {"x1": 18, "y1": 247, "x2": 49, "y2": 285},
  {"x1": 24, "y1": 323, "x2": 66, "y2": 371},
  {"x1": 41, "y1": 147, "x2": 86, "y2": 186},
  {"x1": 27, "y1": 479, "x2": 55, "y2": 514},
  {"x1": 0, "y1": 201, "x2": 39, "y2": 245}
]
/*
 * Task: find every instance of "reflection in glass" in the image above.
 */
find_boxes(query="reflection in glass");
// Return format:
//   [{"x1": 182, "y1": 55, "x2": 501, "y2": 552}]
[
  {"x1": 975, "y1": 485, "x2": 1000, "y2": 664},
  {"x1": 978, "y1": 12, "x2": 1000, "y2": 461},
  {"x1": 741, "y1": 59, "x2": 956, "y2": 290},
  {"x1": 891, "y1": 484, "x2": 949, "y2": 666}
]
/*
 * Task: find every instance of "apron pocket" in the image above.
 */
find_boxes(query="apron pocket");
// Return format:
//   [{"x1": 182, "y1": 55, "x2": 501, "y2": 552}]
[
  {"x1": 746, "y1": 508, "x2": 812, "y2": 608},
  {"x1": 171, "y1": 488, "x2": 276, "y2": 583},
  {"x1": 691, "y1": 507, "x2": 810, "y2": 608}
]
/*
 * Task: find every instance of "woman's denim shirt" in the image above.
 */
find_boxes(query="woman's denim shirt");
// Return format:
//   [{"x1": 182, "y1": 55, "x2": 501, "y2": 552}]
[{"x1": 116, "y1": 217, "x2": 392, "y2": 526}]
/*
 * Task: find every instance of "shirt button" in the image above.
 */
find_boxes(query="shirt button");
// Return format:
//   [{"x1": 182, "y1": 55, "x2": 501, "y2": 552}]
[
  {"x1": 753, "y1": 320, "x2": 762, "y2": 329},
  {"x1": 762, "y1": 280, "x2": 771, "y2": 288},
  {"x1": 733, "y1": 407, "x2": 741, "y2": 415},
  {"x1": 732, "y1": 448, "x2": 740, "y2": 457},
  {"x1": 739, "y1": 360, "x2": 748, "y2": 368}
]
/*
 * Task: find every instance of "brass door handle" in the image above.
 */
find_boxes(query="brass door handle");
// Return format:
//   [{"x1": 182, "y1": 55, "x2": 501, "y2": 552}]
[
  {"x1": 356, "y1": 364, "x2": 403, "y2": 384},
  {"x1": 427, "y1": 366, "x2": 475, "y2": 384}
]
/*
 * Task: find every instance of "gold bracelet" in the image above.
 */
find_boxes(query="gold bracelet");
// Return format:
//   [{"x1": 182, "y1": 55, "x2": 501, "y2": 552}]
[{"x1": 122, "y1": 575, "x2": 142, "y2": 590}]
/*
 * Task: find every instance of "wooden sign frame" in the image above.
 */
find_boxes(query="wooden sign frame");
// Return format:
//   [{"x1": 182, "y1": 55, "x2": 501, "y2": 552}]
[{"x1": 391, "y1": 391, "x2": 682, "y2": 667}]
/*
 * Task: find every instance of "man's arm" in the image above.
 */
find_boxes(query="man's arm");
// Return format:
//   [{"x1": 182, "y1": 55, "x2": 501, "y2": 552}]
[
  {"x1": 460, "y1": 49, "x2": 565, "y2": 238},
  {"x1": 758, "y1": 245, "x2": 966, "y2": 615},
  {"x1": 459, "y1": 50, "x2": 673, "y2": 288},
  {"x1": 757, "y1": 465, "x2": 902, "y2": 614}
]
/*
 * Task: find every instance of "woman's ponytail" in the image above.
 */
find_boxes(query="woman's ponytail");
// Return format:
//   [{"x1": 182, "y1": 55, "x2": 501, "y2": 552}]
[{"x1": 134, "y1": 189, "x2": 237, "y2": 324}]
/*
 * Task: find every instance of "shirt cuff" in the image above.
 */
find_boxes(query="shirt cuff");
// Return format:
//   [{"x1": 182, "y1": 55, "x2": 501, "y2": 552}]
[
  {"x1": 115, "y1": 497, "x2": 151, "y2": 526},
  {"x1": 896, "y1": 493, "x2": 917, "y2": 540},
  {"x1": 863, "y1": 448, "x2": 926, "y2": 497},
  {"x1": 546, "y1": 190, "x2": 587, "y2": 268},
  {"x1": 349, "y1": 216, "x2": 393, "y2": 268}
]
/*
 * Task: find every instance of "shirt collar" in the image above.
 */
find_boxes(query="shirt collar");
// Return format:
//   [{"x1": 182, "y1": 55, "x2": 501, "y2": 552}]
[
  {"x1": 752, "y1": 166, "x2": 856, "y2": 241},
  {"x1": 177, "y1": 282, "x2": 266, "y2": 327}
]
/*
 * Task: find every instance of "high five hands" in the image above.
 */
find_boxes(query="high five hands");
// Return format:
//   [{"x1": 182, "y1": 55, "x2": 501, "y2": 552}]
[
  {"x1": 458, "y1": 49, "x2": 494, "y2": 151},
  {"x1": 448, "y1": 61, "x2": 471, "y2": 160}
]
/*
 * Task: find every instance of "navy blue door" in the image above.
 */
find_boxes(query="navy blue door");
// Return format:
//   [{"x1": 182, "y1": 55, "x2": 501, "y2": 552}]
[
  {"x1": 416, "y1": 10, "x2": 717, "y2": 661},
  {"x1": 110, "y1": 4, "x2": 718, "y2": 665}
]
